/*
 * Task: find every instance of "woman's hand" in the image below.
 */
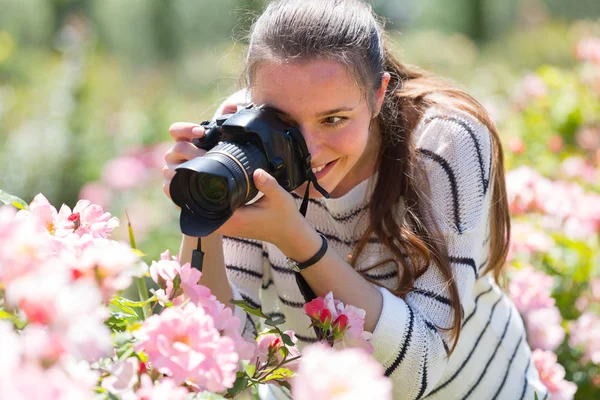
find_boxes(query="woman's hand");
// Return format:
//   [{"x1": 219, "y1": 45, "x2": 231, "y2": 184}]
[
  {"x1": 217, "y1": 168, "x2": 310, "y2": 248},
  {"x1": 162, "y1": 103, "x2": 240, "y2": 201},
  {"x1": 162, "y1": 104, "x2": 311, "y2": 248}
]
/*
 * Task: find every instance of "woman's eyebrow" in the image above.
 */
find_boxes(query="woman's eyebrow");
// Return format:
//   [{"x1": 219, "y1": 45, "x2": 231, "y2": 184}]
[{"x1": 268, "y1": 105, "x2": 357, "y2": 118}]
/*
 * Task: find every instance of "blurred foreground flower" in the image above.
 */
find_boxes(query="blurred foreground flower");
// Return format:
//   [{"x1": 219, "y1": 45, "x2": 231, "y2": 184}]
[{"x1": 291, "y1": 342, "x2": 392, "y2": 400}]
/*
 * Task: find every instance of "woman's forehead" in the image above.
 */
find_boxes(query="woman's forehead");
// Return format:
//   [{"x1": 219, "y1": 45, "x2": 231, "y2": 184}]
[{"x1": 251, "y1": 59, "x2": 364, "y2": 116}]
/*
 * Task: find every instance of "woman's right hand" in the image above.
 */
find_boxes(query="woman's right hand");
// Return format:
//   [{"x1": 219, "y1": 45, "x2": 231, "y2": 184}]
[{"x1": 162, "y1": 104, "x2": 239, "y2": 202}]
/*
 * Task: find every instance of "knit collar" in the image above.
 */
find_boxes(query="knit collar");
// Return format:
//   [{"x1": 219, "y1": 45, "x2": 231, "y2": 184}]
[{"x1": 314, "y1": 172, "x2": 377, "y2": 215}]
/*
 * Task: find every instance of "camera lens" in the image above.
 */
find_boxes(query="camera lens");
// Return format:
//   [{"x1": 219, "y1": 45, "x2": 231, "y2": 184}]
[{"x1": 196, "y1": 174, "x2": 228, "y2": 205}]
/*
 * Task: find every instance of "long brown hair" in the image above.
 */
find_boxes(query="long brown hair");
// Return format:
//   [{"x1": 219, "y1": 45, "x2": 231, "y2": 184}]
[{"x1": 242, "y1": 0, "x2": 510, "y2": 354}]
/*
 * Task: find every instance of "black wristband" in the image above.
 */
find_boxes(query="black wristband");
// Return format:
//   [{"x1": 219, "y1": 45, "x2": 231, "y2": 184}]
[{"x1": 286, "y1": 233, "x2": 328, "y2": 272}]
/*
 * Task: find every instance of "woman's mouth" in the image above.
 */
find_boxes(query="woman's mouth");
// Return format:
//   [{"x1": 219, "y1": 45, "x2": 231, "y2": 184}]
[{"x1": 311, "y1": 159, "x2": 338, "y2": 180}]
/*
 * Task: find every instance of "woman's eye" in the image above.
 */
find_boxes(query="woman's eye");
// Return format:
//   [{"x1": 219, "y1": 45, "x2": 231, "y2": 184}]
[{"x1": 323, "y1": 116, "x2": 347, "y2": 126}]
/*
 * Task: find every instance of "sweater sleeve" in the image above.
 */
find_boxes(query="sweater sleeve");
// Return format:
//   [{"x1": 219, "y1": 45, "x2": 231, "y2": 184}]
[
  {"x1": 223, "y1": 236, "x2": 270, "y2": 341},
  {"x1": 370, "y1": 108, "x2": 494, "y2": 399}
]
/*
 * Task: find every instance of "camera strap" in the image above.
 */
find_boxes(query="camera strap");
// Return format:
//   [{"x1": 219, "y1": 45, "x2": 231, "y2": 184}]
[{"x1": 295, "y1": 179, "x2": 318, "y2": 304}]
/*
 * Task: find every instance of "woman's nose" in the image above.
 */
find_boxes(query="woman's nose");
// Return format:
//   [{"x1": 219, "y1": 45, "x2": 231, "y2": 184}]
[{"x1": 299, "y1": 125, "x2": 322, "y2": 158}]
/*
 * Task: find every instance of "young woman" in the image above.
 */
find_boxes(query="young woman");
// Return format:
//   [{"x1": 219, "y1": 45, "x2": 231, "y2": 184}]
[{"x1": 162, "y1": 0, "x2": 548, "y2": 398}]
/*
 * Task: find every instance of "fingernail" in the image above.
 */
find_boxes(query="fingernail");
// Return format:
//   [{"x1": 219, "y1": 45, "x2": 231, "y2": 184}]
[
  {"x1": 257, "y1": 170, "x2": 267, "y2": 184},
  {"x1": 192, "y1": 126, "x2": 204, "y2": 136}
]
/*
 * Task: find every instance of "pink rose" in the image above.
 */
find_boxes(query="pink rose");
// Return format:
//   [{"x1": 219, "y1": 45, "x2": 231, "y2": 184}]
[
  {"x1": 134, "y1": 303, "x2": 239, "y2": 392},
  {"x1": 292, "y1": 343, "x2": 392, "y2": 400},
  {"x1": 508, "y1": 266, "x2": 555, "y2": 314},
  {"x1": 532, "y1": 350, "x2": 577, "y2": 400},
  {"x1": 525, "y1": 307, "x2": 565, "y2": 351}
]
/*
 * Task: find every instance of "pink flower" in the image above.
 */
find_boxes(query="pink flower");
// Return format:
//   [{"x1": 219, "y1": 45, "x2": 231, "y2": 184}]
[
  {"x1": 508, "y1": 137, "x2": 526, "y2": 154},
  {"x1": 575, "y1": 37, "x2": 600, "y2": 65},
  {"x1": 70, "y1": 199, "x2": 120, "y2": 238},
  {"x1": 508, "y1": 222, "x2": 554, "y2": 262},
  {"x1": 251, "y1": 330, "x2": 301, "y2": 371},
  {"x1": 101, "y1": 358, "x2": 139, "y2": 395},
  {"x1": 149, "y1": 257, "x2": 255, "y2": 360},
  {"x1": 291, "y1": 343, "x2": 392, "y2": 400},
  {"x1": 333, "y1": 304, "x2": 374, "y2": 354},
  {"x1": 548, "y1": 135, "x2": 564, "y2": 153},
  {"x1": 134, "y1": 303, "x2": 239, "y2": 392},
  {"x1": 77, "y1": 238, "x2": 141, "y2": 300},
  {"x1": 304, "y1": 292, "x2": 373, "y2": 352},
  {"x1": 560, "y1": 156, "x2": 597, "y2": 184},
  {"x1": 102, "y1": 155, "x2": 148, "y2": 190},
  {"x1": 525, "y1": 307, "x2": 565, "y2": 351},
  {"x1": 160, "y1": 249, "x2": 180, "y2": 263},
  {"x1": 508, "y1": 266, "x2": 555, "y2": 314},
  {"x1": 522, "y1": 74, "x2": 548, "y2": 99},
  {"x1": 568, "y1": 312, "x2": 600, "y2": 365},
  {"x1": 78, "y1": 182, "x2": 113, "y2": 209},
  {"x1": 532, "y1": 349, "x2": 577, "y2": 400},
  {"x1": 304, "y1": 297, "x2": 326, "y2": 320},
  {"x1": 136, "y1": 374, "x2": 189, "y2": 400}
]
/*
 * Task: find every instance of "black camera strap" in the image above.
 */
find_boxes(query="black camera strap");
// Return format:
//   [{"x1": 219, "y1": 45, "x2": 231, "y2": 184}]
[{"x1": 295, "y1": 179, "x2": 318, "y2": 304}]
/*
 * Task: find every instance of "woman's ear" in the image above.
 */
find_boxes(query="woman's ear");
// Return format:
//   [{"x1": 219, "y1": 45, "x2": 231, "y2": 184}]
[{"x1": 373, "y1": 72, "x2": 391, "y2": 118}]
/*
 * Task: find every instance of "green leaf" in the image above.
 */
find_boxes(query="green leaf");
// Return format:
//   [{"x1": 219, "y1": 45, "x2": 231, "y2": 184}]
[
  {"x1": 0, "y1": 308, "x2": 26, "y2": 328},
  {"x1": 0, "y1": 190, "x2": 29, "y2": 210},
  {"x1": 534, "y1": 391, "x2": 539, "y2": 400},
  {"x1": 113, "y1": 295, "x2": 156, "y2": 309},
  {"x1": 265, "y1": 315, "x2": 285, "y2": 326},
  {"x1": 227, "y1": 374, "x2": 249, "y2": 397},
  {"x1": 117, "y1": 346, "x2": 135, "y2": 361},
  {"x1": 262, "y1": 368, "x2": 294, "y2": 382},
  {"x1": 110, "y1": 298, "x2": 137, "y2": 315},
  {"x1": 230, "y1": 299, "x2": 266, "y2": 319},
  {"x1": 280, "y1": 332, "x2": 294, "y2": 347},
  {"x1": 280, "y1": 346, "x2": 289, "y2": 358},
  {"x1": 124, "y1": 210, "x2": 137, "y2": 250}
]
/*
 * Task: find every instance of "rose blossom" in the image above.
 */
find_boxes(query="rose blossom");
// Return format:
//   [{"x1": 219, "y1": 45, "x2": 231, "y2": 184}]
[
  {"x1": 101, "y1": 357, "x2": 139, "y2": 395},
  {"x1": 532, "y1": 349, "x2": 577, "y2": 400},
  {"x1": 292, "y1": 343, "x2": 392, "y2": 400},
  {"x1": 508, "y1": 266, "x2": 555, "y2": 314},
  {"x1": 568, "y1": 312, "x2": 600, "y2": 365},
  {"x1": 251, "y1": 330, "x2": 301, "y2": 371},
  {"x1": 525, "y1": 307, "x2": 565, "y2": 351},
  {"x1": 135, "y1": 374, "x2": 189, "y2": 400},
  {"x1": 134, "y1": 302, "x2": 239, "y2": 392}
]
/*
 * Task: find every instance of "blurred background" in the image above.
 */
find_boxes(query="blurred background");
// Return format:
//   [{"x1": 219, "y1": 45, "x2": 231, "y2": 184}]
[{"x1": 0, "y1": 1, "x2": 600, "y2": 397}]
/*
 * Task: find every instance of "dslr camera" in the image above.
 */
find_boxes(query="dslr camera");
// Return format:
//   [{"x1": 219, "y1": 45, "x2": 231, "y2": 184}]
[{"x1": 169, "y1": 104, "x2": 328, "y2": 237}]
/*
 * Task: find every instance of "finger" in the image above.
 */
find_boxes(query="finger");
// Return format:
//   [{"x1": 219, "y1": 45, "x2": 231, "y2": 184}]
[
  {"x1": 252, "y1": 169, "x2": 286, "y2": 200},
  {"x1": 164, "y1": 141, "x2": 204, "y2": 164},
  {"x1": 162, "y1": 165, "x2": 176, "y2": 181},
  {"x1": 169, "y1": 122, "x2": 205, "y2": 142},
  {"x1": 216, "y1": 102, "x2": 240, "y2": 117}
]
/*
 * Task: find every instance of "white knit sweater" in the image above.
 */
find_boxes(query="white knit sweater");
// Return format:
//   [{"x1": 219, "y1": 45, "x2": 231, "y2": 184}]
[{"x1": 223, "y1": 104, "x2": 549, "y2": 399}]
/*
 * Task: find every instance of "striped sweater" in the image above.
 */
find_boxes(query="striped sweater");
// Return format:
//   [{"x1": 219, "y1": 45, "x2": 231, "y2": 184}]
[{"x1": 224, "y1": 104, "x2": 549, "y2": 399}]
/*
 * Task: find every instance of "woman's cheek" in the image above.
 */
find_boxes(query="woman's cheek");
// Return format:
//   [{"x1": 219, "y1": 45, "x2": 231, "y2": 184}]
[{"x1": 324, "y1": 124, "x2": 370, "y2": 157}]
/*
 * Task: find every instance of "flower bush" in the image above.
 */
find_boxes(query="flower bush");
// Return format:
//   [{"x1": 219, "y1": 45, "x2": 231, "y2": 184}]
[{"x1": 0, "y1": 193, "x2": 389, "y2": 399}]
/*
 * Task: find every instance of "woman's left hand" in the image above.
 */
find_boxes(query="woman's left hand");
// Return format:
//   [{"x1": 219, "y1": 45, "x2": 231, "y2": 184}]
[{"x1": 215, "y1": 169, "x2": 313, "y2": 249}]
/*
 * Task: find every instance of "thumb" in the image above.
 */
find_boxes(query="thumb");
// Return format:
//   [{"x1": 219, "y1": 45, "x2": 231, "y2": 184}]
[{"x1": 253, "y1": 169, "x2": 284, "y2": 198}]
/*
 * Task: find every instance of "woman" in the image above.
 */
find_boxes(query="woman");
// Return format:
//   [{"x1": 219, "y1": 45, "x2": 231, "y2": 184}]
[{"x1": 162, "y1": 0, "x2": 548, "y2": 398}]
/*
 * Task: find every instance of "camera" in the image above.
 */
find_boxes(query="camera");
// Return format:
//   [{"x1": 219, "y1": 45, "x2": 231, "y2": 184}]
[{"x1": 169, "y1": 104, "x2": 329, "y2": 237}]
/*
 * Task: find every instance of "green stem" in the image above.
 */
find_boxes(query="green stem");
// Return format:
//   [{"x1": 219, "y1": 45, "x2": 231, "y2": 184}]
[{"x1": 136, "y1": 277, "x2": 150, "y2": 319}]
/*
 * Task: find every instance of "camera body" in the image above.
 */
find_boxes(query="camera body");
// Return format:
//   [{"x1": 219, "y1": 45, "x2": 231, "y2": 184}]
[
  {"x1": 169, "y1": 104, "x2": 323, "y2": 237},
  {"x1": 196, "y1": 105, "x2": 310, "y2": 192}
]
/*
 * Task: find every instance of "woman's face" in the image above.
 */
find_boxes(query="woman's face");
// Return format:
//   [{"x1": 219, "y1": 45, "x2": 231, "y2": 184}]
[{"x1": 252, "y1": 59, "x2": 389, "y2": 198}]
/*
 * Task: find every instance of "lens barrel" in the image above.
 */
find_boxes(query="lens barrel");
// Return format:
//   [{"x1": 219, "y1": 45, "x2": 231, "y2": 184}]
[{"x1": 170, "y1": 140, "x2": 268, "y2": 237}]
